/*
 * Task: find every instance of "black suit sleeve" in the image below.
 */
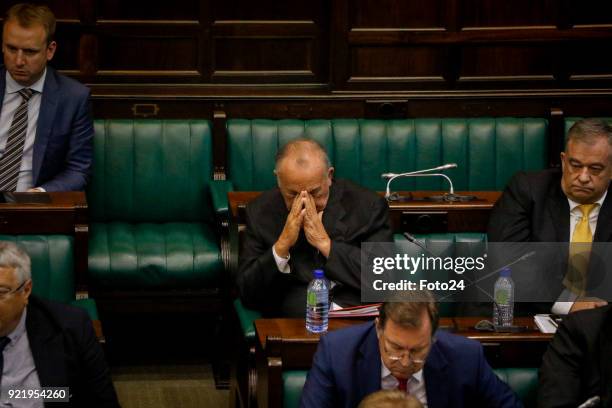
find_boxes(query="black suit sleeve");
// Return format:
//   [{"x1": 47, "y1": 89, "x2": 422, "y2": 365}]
[
  {"x1": 538, "y1": 315, "x2": 588, "y2": 408},
  {"x1": 488, "y1": 172, "x2": 533, "y2": 242},
  {"x1": 74, "y1": 311, "x2": 121, "y2": 407},
  {"x1": 236, "y1": 203, "x2": 284, "y2": 309},
  {"x1": 324, "y1": 195, "x2": 393, "y2": 291}
]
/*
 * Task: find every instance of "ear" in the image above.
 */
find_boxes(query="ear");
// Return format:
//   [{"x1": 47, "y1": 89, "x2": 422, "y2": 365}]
[
  {"x1": 560, "y1": 152, "x2": 566, "y2": 171},
  {"x1": 22, "y1": 279, "x2": 32, "y2": 303},
  {"x1": 46, "y1": 41, "x2": 57, "y2": 61},
  {"x1": 327, "y1": 167, "x2": 334, "y2": 184}
]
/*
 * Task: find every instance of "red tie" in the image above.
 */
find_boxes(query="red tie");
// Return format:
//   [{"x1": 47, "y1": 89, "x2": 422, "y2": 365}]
[{"x1": 396, "y1": 377, "x2": 408, "y2": 393}]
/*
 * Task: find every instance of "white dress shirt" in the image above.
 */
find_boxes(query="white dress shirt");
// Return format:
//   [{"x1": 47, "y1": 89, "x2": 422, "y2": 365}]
[
  {"x1": 551, "y1": 190, "x2": 607, "y2": 315},
  {"x1": 380, "y1": 360, "x2": 428, "y2": 406},
  {"x1": 1, "y1": 309, "x2": 43, "y2": 407},
  {"x1": 0, "y1": 69, "x2": 47, "y2": 191}
]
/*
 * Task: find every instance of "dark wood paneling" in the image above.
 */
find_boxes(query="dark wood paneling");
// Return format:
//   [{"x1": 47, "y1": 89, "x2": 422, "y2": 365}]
[
  {"x1": 569, "y1": 1, "x2": 612, "y2": 27},
  {"x1": 460, "y1": 0, "x2": 557, "y2": 28},
  {"x1": 214, "y1": 38, "x2": 314, "y2": 74},
  {"x1": 349, "y1": 0, "x2": 445, "y2": 29},
  {"x1": 459, "y1": 45, "x2": 556, "y2": 82},
  {"x1": 568, "y1": 39, "x2": 612, "y2": 80},
  {"x1": 51, "y1": 23, "x2": 81, "y2": 70},
  {"x1": 350, "y1": 46, "x2": 447, "y2": 81},
  {"x1": 212, "y1": 0, "x2": 322, "y2": 20},
  {"x1": 97, "y1": 0, "x2": 199, "y2": 20}
]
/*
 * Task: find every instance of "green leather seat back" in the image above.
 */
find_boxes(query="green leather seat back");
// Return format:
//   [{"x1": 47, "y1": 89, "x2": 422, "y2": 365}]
[
  {"x1": 282, "y1": 367, "x2": 537, "y2": 408},
  {"x1": 89, "y1": 120, "x2": 214, "y2": 222},
  {"x1": 87, "y1": 120, "x2": 223, "y2": 290},
  {"x1": 394, "y1": 232, "x2": 487, "y2": 317},
  {"x1": 0, "y1": 235, "x2": 74, "y2": 303},
  {"x1": 227, "y1": 118, "x2": 548, "y2": 191}
]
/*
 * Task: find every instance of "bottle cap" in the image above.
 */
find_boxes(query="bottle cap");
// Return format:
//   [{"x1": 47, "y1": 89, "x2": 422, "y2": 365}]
[
  {"x1": 500, "y1": 267, "x2": 511, "y2": 278},
  {"x1": 313, "y1": 269, "x2": 324, "y2": 279}
]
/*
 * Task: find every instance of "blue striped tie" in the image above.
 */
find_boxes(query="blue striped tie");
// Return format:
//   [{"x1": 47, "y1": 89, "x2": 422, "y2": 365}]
[{"x1": 0, "y1": 88, "x2": 34, "y2": 191}]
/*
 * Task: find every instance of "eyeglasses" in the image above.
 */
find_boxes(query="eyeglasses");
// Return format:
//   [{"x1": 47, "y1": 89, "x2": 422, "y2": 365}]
[
  {"x1": 0, "y1": 280, "x2": 27, "y2": 300},
  {"x1": 380, "y1": 330, "x2": 431, "y2": 364}
]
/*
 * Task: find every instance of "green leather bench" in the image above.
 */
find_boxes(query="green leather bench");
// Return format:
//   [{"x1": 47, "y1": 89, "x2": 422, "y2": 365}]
[
  {"x1": 0, "y1": 235, "x2": 98, "y2": 320},
  {"x1": 212, "y1": 117, "x2": 548, "y2": 216},
  {"x1": 87, "y1": 120, "x2": 224, "y2": 295},
  {"x1": 282, "y1": 367, "x2": 538, "y2": 408}
]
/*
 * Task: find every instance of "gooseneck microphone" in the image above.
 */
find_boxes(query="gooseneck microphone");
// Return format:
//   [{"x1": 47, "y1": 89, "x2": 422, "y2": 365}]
[{"x1": 382, "y1": 163, "x2": 458, "y2": 199}]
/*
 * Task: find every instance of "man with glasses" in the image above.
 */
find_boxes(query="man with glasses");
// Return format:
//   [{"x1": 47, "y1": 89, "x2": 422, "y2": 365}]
[
  {"x1": 300, "y1": 291, "x2": 522, "y2": 408},
  {"x1": 0, "y1": 241, "x2": 120, "y2": 406},
  {"x1": 488, "y1": 118, "x2": 612, "y2": 315}
]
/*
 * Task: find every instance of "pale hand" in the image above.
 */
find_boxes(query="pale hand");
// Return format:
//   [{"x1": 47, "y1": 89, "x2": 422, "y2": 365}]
[
  {"x1": 274, "y1": 193, "x2": 305, "y2": 258},
  {"x1": 303, "y1": 193, "x2": 331, "y2": 258}
]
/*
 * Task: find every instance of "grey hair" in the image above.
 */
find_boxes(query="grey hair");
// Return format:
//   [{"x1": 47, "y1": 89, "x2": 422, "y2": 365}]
[
  {"x1": 275, "y1": 138, "x2": 331, "y2": 170},
  {"x1": 0, "y1": 242, "x2": 31, "y2": 284},
  {"x1": 566, "y1": 118, "x2": 612, "y2": 150}
]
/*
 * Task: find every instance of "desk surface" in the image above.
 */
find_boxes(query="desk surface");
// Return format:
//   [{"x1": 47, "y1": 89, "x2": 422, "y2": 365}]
[
  {"x1": 256, "y1": 316, "x2": 552, "y2": 349},
  {"x1": 0, "y1": 192, "x2": 87, "y2": 209},
  {"x1": 230, "y1": 191, "x2": 501, "y2": 218}
]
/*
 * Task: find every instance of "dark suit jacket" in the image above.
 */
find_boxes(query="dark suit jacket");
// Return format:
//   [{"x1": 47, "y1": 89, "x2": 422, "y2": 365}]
[
  {"x1": 300, "y1": 322, "x2": 523, "y2": 408},
  {"x1": 484, "y1": 169, "x2": 612, "y2": 311},
  {"x1": 539, "y1": 305, "x2": 612, "y2": 408},
  {"x1": 25, "y1": 296, "x2": 120, "y2": 407},
  {"x1": 488, "y1": 168, "x2": 612, "y2": 243},
  {"x1": 237, "y1": 178, "x2": 393, "y2": 317},
  {"x1": 0, "y1": 66, "x2": 93, "y2": 191}
]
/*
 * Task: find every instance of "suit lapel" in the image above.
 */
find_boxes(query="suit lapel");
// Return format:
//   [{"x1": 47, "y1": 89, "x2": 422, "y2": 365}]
[
  {"x1": 355, "y1": 325, "x2": 382, "y2": 404},
  {"x1": 424, "y1": 338, "x2": 450, "y2": 408},
  {"x1": 322, "y1": 180, "x2": 348, "y2": 239},
  {"x1": 33, "y1": 67, "x2": 59, "y2": 186},
  {"x1": 546, "y1": 181, "x2": 570, "y2": 242},
  {"x1": 594, "y1": 186, "x2": 612, "y2": 242},
  {"x1": 25, "y1": 299, "x2": 67, "y2": 388}
]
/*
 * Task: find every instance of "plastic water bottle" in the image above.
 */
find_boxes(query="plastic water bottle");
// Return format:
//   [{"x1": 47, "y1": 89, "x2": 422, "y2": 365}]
[
  {"x1": 493, "y1": 267, "x2": 514, "y2": 327},
  {"x1": 306, "y1": 269, "x2": 329, "y2": 333}
]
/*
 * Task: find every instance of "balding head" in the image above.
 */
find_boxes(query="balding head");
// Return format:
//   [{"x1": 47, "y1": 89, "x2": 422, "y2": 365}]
[{"x1": 274, "y1": 139, "x2": 334, "y2": 211}]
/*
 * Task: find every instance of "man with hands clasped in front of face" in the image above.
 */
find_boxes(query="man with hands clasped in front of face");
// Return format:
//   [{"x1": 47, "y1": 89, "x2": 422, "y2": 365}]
[{"x1": 237, "y1": 138, "x2": 393, "y2": 317}]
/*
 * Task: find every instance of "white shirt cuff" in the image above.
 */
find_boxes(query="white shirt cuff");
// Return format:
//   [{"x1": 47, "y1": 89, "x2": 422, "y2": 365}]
[
  {"x1": 551, "y1": 289, "x2": 578, "y2": 315},
  {"x1": 272, "y1": 245, "x2": 291, "y2": 274}
]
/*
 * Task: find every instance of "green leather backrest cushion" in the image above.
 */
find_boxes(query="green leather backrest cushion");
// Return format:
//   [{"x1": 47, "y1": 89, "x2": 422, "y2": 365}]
[
  {"x1": 282, "y1": 367, "x2": 537, "y2": 408},
  {"x1": 0, "y1": 235, "x2": 74, "y2": 303},
  {"x1": 227, "y1": 118, "x2": 548, "y2": 191},
  {"x1": 89, "y1": 120, "x2": 214, "y2": 222}
]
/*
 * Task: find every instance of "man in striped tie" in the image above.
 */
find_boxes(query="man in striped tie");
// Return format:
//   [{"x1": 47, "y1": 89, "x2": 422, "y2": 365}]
[
  {"x1": 0, "y1": 3, "x2": 93, "y2": 192},
  {"x1": 488, "y1": 118, "x2": 612, "y2": 315}
]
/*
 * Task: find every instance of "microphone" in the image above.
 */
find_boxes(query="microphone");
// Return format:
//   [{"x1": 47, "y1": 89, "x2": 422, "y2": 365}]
[{"x1": 382, "y1": 163, "x2": 472, "y2": 202}]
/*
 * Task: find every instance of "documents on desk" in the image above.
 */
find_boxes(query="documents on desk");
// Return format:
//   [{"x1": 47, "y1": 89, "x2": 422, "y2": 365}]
[
  {"x1": 534, "y1": 314, "x2": 560, "y2": 333},
  {"x1": 329, "y1": 303, "x2": 381, "y2": 318}
]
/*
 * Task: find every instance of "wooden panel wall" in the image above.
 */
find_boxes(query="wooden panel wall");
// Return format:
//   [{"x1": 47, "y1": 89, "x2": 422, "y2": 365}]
[
  {"x1": 1, "y1": 0, "x2": 610, "y2": 90},
  {"x1": 1, "y1": 0, "x2": 611, "y2": 119}
]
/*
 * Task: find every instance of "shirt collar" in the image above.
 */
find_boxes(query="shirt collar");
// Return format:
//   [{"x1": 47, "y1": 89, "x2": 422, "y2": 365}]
[
  {"x1": 5, "y1": 68, "x2": 47, "y2": 94},
  {"x1": 381, "y1": 358, "x2": 424, "y2": 384},
  {"x1": 5, "y1": 308, "x2": 27, "y2": 348},
  {"x1": 567, "y1": 189, "x2": 607, "y2": 214}
]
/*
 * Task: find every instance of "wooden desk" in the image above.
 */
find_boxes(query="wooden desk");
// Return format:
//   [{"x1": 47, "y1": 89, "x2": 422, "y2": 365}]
[
  {"x1": 229, "y1": 191, "x2": 500, "y2": 234},
  {"x1": 0, "y1": 192, "x2": 88, "y2": 289},
  {"x1": 255, "y1": 317, "x2": 552, "y2": 408}
]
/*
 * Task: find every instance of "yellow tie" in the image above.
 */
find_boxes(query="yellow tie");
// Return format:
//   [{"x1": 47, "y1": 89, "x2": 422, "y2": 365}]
[
  {"x1": 571, "y1": 204, "x2": 596, "y2": 243},
  {"x1": 564, "y1": 204, "x2": 597, "y2": 295}
]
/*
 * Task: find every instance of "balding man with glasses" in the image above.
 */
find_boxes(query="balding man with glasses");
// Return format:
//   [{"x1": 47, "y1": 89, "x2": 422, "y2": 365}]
[
  {"x1": 300, "y1": 291, "x2": 522, "y2": 408},
  {"x1": 0, "y1": 242, "x2": 119, "y2": 407}
]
